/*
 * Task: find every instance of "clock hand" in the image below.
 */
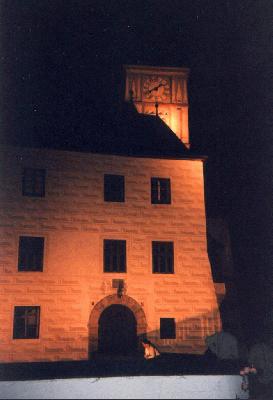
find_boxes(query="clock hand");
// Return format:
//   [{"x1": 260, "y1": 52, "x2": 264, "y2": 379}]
[
  {"x1": 149, "y1": 82, "x2": 166, "y2": 93},
  {"x1": 148, "y1": 85, "x2": 157, "y2": 93},
  {"x1": 148, "y1": 84, "x2": 161, "y2": 93}
]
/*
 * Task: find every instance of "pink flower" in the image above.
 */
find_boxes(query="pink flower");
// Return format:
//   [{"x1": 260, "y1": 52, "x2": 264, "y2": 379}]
[{"x1": 240, "y1": 365, "x2": 257, "y2": 377}]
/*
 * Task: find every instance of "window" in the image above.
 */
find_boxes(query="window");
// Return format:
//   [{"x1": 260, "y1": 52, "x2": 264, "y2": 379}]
[
  {"x1": 22, "y1": 168, "x2": 46, "y2": 197},
  {"x1": 160, "y1": 318, "x2": 176, "y2": 339},
  {"x1": 18, "y1": 236, "x2": 44, "y2": 272},
  {"x1": 104, "y1": 174, "x2": 125, "y2": 202},
  {"x1": 152, "y1": 241, "x2": 174, "y2": 274},
  {"x1": 151, "y1": 177, "x2": 171, "y2": 204},
  {"x1": 104, "y1": 239, "x2": 126, "y2": 273},
  {"x1": 13, "y1": 306, "x2": 40, "y2": 339}
]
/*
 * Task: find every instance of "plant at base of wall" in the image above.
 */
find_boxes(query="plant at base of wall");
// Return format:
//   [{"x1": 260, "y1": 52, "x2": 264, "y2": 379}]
[{"x1": 240, "y1": 366, "x2": 257, "y2": 391}]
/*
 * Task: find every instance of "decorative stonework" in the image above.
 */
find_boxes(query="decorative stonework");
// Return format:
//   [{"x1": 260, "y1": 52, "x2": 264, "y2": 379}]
[{"x1": 88, "y1": 294, "x2": 147, "y2": 354}]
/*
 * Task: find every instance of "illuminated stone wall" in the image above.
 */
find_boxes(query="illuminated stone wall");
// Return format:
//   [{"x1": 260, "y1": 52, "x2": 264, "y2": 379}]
[{"x1": 0, "y1": 146, "x2": 220, "y2": 362}]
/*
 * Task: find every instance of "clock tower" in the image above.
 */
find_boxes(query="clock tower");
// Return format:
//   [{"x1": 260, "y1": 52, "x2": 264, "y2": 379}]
[{"x1": 124, "y1": 65, "x2": 190, "y2": 148}]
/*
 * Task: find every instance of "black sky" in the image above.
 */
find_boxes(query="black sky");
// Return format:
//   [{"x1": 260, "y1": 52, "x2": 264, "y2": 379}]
[{"x1": 1, "y1": 0, "x2": 273, "y2": 339}]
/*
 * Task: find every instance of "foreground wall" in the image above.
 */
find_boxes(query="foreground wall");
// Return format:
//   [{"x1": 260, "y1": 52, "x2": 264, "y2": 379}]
[
  {"x1": 0, "y1": 146, "x2": 220, "y2": 362},
  {"x1": 0, "y1": 376, "x2": 249, "y2": 399}
]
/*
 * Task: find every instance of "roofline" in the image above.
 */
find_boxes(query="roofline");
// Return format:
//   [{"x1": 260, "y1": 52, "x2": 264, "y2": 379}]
[
  {"x1": 2, "y1": 144, "x2": 207, "y2": 162},
  {"x1": 123, "y1": 64, "x2": 190, "y2": 77},
  {"x1": 104, "y1": 151, "x2": 207, "y2": 161}
]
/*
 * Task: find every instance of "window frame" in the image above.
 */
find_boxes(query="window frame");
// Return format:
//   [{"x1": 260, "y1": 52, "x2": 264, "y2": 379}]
[
  {"x1": 22, "y1": 168, "x2": 46, "y2": 197},
  {"x1": 151, "y1": 177, "x2": 171, "y2": 204},
  {"x1": 18, "y1": 236, "x2": 44, "y2": 272},
  {"x1": 104, "y1": 174, "x2": 125, "y2": 203},
  {"x1": 13, "y1": 306, "x2": 40, "y2": 340},
  {"x1": 103, "y1": 239, "x2": 127, "y2": 273},
  {"x1": 160, "y1": 318, "x2": 176, "y2": 339},
  {"x1": 152, "y1": 241, "x2": 174, "y2": 274}
]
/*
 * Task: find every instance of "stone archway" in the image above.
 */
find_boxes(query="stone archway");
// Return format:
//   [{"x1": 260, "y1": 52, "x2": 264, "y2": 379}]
[{"x1": 88, "y1": 294, "x2": 147, "y2": 355}]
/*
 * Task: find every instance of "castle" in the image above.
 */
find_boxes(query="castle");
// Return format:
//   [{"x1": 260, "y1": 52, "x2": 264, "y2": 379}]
[{"x1": 0, "y1": 65, "x2": 221, "y2": 363}]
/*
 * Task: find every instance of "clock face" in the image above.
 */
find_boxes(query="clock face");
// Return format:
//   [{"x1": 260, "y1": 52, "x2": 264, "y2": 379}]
[{"x1": 142, "y1": 75, "x2": 171, "y2": 103}]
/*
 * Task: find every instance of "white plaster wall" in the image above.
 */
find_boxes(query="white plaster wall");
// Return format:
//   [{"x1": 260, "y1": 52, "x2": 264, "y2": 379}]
[{"x1": 0, "y1": 376, "x2": 249, "y2": 399}]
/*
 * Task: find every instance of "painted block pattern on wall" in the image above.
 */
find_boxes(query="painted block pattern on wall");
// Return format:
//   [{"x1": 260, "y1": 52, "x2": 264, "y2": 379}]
[{"x1": 0, "y1": 147, "x2": 220, "y2": 362}]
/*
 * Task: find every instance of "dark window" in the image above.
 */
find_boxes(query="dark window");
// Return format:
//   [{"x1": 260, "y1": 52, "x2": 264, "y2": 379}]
[
  {"x1": 104, "y1": 240, "x2": 126, "y2": 273},
  {"x1": 151, "y1": 178, "x2": 171, "y2": 204},
  {"x1": 13, "y1": 306, "x2": 40, "y2": 339},
  {"x1": 152, "y1": 241, "x2": 174, "y2": 274},
  {"x1": 22, "y1": 168, "x2": 46, "y2": 197},
  {"x1": 160, "y1": 318, "x2": 176, "y2": 339},
  {"x1": 18, "y1": 236, "x2": 44, "y2": 272},
  {"x1": 104, "y1": 174, "x2": 125, "y2": 202}
]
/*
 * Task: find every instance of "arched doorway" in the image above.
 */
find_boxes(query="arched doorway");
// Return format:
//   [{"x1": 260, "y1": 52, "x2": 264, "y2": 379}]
[
  {"x1": 98, "y1": 304, "x2": 137, "y2": 355},
  {"x1": 88, "y1": 294, "x2": 147, "y2": 355}
]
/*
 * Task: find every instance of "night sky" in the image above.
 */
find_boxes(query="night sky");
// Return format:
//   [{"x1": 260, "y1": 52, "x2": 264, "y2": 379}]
[{"x1": 1, "y1": 0, "x2": 273, "y2": 340}]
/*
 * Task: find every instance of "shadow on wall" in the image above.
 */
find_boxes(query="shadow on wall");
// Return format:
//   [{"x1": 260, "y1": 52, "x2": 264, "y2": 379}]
[
  {"x1": 88, "y1": 294, "x2": 221, "y2": 356},
  {"x1": 143, "y1": 309, "x2": 221, "y2": 355}
]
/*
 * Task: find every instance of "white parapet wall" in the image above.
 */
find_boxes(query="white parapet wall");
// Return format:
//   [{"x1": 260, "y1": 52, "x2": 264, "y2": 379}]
[{"x1": 0, "y1": 375, "x2": 249, "y2": 399}]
